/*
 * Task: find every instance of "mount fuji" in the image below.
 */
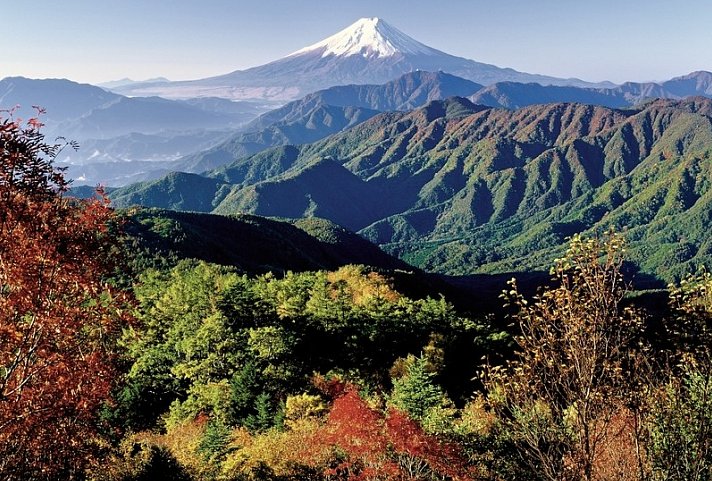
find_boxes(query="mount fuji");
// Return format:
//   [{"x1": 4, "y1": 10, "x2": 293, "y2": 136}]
[{"x1": 114, "y1": 17, "x2": 607, "y2": 101}]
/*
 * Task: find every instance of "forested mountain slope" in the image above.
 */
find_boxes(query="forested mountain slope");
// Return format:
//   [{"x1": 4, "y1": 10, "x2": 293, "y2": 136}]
[
  {"x1": 112, "y1": 97, "x2": 712, "y2": 282},
  {"x1": 121, "y1": 208, "x2": 412, "y2": 275}
]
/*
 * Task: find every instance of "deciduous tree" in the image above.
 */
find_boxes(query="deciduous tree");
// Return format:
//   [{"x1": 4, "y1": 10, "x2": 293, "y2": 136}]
[
  {"x1": 0, "y1": 112, "x2": 125, "y2": 479},
  {"x1": 486, "y1": 233, "x2": 647, "y2": 481}
]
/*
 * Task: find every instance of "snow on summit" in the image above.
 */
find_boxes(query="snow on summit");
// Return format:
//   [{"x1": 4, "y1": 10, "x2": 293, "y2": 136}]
[{"x1": 288, "y1": 17, "x2": 438, "y2": 59}]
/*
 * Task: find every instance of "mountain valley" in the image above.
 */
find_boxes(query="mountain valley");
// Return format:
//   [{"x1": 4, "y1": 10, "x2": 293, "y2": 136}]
[{"x1": 4, "y1": 16, "x2": 708, "y2": 286}]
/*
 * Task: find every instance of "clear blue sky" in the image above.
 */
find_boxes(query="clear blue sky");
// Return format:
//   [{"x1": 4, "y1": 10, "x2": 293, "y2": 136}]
[{"x1": 5, "y1": 0, "x2": 711, "y2": 85}]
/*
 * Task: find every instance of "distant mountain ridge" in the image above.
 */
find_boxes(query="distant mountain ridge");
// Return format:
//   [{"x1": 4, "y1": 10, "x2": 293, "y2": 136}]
[
  {"x1": 471, "y1": 71, "x2": 712, "y2": 109},
  {"x1": 174, "y1": 71, "x2": 483, "y2": 172},
  {"x1": 247, "y1": 71, "x2": 483, "y2": 129},
  {"x1": 112, "y1": 17, "x2": 607, "y2": 101},
  {"x1": 173, "y1": 70, "x2": 712, "y2": 175},
  {"x1": 4, "y1": 69, "x2": 712, "y2": 187},
  {"x1": 0, "y1": 76, "x2": 272, "y2": 185},
  {"x1": 0, "y1": 77, "x2": 263, "y2": 141},
  {"x1": 0, "y1": 77, "x2": 120, "y2": 125}
]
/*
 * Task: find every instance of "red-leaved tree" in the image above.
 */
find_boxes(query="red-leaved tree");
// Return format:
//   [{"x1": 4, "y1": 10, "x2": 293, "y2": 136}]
[
  {"x1": 0, "y1": 110, "x2": 126, "y2": 480},
  {"x1": 324, "y1": 389, "x2": 398, "y2": 480},
  {"x1": 322, "y1": 387, "x2": 472, "y2": 481}
]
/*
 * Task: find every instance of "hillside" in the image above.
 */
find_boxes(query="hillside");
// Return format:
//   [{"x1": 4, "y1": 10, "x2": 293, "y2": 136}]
[
  {"x1": 158, "y1": 70, "x2": 712, "y2": 176},
  {"x1": 122, "y1": 208, "x2": 413, "y2": 275},
  {"x1": 173, "y1": 104, "x2": 381, "y2": 173},
  {"x1": 111, "y1": 97, "x2": 712, "y2": 283}
]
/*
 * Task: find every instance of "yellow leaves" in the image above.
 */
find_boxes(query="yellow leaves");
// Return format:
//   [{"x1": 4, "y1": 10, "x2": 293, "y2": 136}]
[
  {"x1": 327, "y1": 264, "x2": 401, "y2": 306},
  {"x1": 455, "y1": 396, "x2": 498, "y2": 438},
  {"x1": 147, "y1": 418, "x2": 208, "y2": 478},
  {"x1": 284, "y1": 393, "x2": 327, "y2": 428},
  {"x1": 220, "y1": 418, "x2": 329, "y2": 479}
]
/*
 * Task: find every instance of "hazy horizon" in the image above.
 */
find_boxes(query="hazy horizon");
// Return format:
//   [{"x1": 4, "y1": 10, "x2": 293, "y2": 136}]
[{"x1": 6, "y1": 0, "x2": 712, "y2": 86}]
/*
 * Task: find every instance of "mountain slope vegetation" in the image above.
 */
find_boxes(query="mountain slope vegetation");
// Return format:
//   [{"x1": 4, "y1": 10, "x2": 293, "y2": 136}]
[
  {"x1": 112, "y1": 97, "x2": 712, "y2": 283},
  {"x1": 121, "y1": 207, "x2": 412, "y2": 276}
]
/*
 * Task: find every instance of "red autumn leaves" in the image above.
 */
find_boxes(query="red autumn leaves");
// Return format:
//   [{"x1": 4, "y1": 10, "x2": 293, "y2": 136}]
[
  {"x1": 300, "y1": 385, "x2": 472, "y2": 481},
  {"x1": 0, "y1": 115, "x2": 126, "y2": 479}
]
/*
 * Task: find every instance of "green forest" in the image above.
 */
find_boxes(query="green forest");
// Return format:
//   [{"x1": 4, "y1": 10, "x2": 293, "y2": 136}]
[{"x1": 2, "y1": 113, "x2": 712, "y2": 481}]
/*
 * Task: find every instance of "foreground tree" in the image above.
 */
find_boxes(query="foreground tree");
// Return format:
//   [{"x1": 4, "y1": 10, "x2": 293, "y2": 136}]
[
  {"x1": 0, "y1": 112, "x2": 125, "y2": 479},
  {"x1": 487, "y1": 233, "x2": 648, "y2": 481}
]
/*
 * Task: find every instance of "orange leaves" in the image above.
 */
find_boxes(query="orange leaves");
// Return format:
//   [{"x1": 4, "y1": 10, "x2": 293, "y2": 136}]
[
  {"x1": 326, "y1": 389, "x2": 390, "y2": 459},
  {"x1": 202, "y1": 386, "x2": 474, "y2": 480},
  {"x1": 315, "y1": 389, "x2": 398, "y2": 479}
]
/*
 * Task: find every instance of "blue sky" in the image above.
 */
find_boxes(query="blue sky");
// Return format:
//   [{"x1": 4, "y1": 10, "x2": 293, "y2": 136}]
[{"x1": 5, "y1": 0, "x2": 712, "y2": 85}]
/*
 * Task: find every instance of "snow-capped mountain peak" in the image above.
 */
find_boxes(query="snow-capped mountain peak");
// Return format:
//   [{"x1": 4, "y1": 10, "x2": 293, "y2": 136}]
[
  {"x1": 114, "y1": 17, "x2": 607, "y2": 101},
  {"x1": 288, "y1": 17, "x2": 438, "y2": 59}
]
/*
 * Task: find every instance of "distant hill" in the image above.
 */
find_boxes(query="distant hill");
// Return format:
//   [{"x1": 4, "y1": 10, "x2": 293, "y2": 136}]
[
  {"x1": 659, "y1": 71, "x2": 712, "y2": 96},
  {"x1": 245, "y1": 70, "x2": 483, "y2": 130},
  {"x1": 110, "y1": 172, "x2": 231, "y2": 212},
  {"x1": 469, "y1": 71, "x2": 712, "y2": 109},
  {"x1": 0, "y1": 77, "x2": 256, "y2": 137},
  {"x1": 0, "y1": 77, "x2": 119, "y2": 126},
  {"x1": 111, "y1": 97, "x2": 712, "y2": 283},
  {"x1": 174, "y1": 104, "x2": 381, "y2": 173},
  {"x1": 0, "y1": 76, "x2": 273, "y2": 186},
  {"x1": 470, "y1": 82, "x2": 631, "y2": 109},
  {"x1": 56, "y1": 96, "x2": 241, "y2": 140}
]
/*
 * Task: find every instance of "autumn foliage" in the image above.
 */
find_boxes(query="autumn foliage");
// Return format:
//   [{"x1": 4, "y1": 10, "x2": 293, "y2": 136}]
[
  {"x1": 209, "y1": 385, "x2": 472, "y2": 481},
  {"x1": 0, "y1": 112, "x2": 125, "y2": 479},
  {"x1": 303, "y1": 387, "x2": 471, "y2": 481}
]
